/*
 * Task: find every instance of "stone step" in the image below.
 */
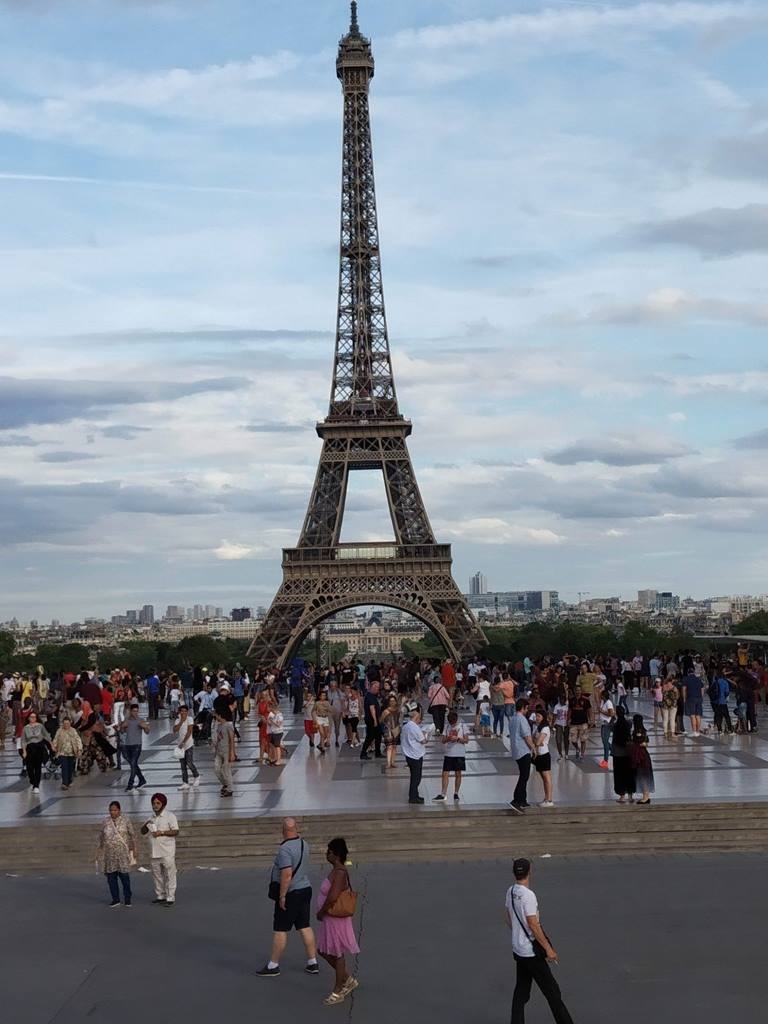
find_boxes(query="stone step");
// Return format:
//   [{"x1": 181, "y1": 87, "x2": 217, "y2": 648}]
[{"x1": 2, "y1": 802, "x2": 767, "y2": 873}]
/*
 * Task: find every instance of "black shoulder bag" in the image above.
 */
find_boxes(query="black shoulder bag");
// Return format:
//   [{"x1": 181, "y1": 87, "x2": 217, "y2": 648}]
[
  {"x1": 510, "y1": 891, "x2": 552, "y2": 959},
  {"x1": 268, "y1": 839, "x2": 305, "y2": 900}
]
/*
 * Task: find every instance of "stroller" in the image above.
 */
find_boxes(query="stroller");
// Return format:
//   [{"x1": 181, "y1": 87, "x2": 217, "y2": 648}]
[
  {"x1": 42, "y1": 714, "x2": 61, "y2": 780},
  {"x1": 42, "y1": 745, "x2": 61, "y2": 781}
]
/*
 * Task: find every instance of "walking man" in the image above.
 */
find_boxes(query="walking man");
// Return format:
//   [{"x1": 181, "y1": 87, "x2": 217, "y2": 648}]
[
  {"x1": 505, "y1": 858, "x2": 574, "y2": 1024},
  {"x1": 212, "y1": 707, "x2": 235, "y2": 797},
  {"x1": 141, "y1": 792, "x2": 179, "y2": 906},
  {"x1": 401, "y1": 703, "x2": 428, "y2": 804},
  {"x1": 509, "y1": 698, "x2": 535, "y2": 813},
  {"x1": 257, "y1": 817, "x2": 319, "y2": 978},
  {"x1": 173, "y1": 704, "x2": 200, "y2": 791},
  {"x1": 120, "y1": 703, "x2": 149, "y2": 791},
  {"x1": 359, "y1": 680, "x2": 382, "y2": 760}
]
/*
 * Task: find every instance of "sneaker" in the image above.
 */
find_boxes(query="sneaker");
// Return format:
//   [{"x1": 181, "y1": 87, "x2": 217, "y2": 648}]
[
  {"x1": 256, "y1": 965, "x2": 280, "y2": 978},
  {"x1": 125, "y1": 786, "x2": 134, "y2": 792},
  {"x1": 540, "y1": 801, "x2": 555, "y2": 808},
  {"x1": 109, "y1": 900, "x2": 121, "y2": 908},
  {"x1": 178, "y1": 783, "x2": 190, "y2": 791},
  {"x1": 192, "y1": 777, "x2": 201, "y2": 787},
  {"x1": 305, "y1": 962, "x2": 320, "y2": 975},
  {"x1": 408, "y1": 797, "x2": 425, "y2": 804},
  {"x1": 151, "y1": 898, "x2": 167, "y2": 905},
  {"x1": 509, "y1": 802, "x2": 525, "y2": 814},
  {"x1": 32, "y1": 787, "x2": 40, "y2": 794},
  {"x1": 433, "y1": 794, "x2": 446, "y2": 801},
  {"x1": 137, "y1": 780, "x2": 148, "y2": 789},
  {"x1": 222, "y1": 789, "x2": 233, "y2": 797},
  {"x1": 599, "y1": 759, "x2": 609, "y2": 769},
  {"x1": 124, "y1": 901, "x2": 132, "y2": 907},
  {"x1": 163, "y1": 901, "x2": 175, "y2": 907},
  {"x1": 453, "y1": 794, "x2": 460, "y2": 801}
]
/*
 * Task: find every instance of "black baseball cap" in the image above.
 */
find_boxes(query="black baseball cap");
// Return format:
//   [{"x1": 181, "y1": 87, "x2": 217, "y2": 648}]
[{"x1": 513, "y1": 857, "x2": 531, "y2": 879}]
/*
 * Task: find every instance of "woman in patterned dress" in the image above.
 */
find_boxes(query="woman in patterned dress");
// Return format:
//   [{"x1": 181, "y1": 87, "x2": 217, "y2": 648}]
[{"x1": 97, "y1": 800, "x2": 137, "y2": 907}]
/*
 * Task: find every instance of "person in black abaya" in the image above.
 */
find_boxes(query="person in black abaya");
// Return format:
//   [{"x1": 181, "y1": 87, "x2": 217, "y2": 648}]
[{"x1": 612, "y1": 705, "x2": 635, "y2": 803}]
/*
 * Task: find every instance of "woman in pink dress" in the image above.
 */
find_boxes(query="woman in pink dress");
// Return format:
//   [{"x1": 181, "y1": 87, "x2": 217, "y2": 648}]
[{"x1": 316, "y1": 837, "x2": 360, "y2": 1005}]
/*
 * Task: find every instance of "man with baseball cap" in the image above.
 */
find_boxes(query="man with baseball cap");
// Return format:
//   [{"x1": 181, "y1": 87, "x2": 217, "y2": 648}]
[{"x1": 504, "y1": 858, "x2": 574, "y2": 1024}]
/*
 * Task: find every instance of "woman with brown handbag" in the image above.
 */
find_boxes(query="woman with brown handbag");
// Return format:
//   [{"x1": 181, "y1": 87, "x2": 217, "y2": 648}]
[{"x1": 315, "y1": 837, "x2": 359, "y2": 1005}]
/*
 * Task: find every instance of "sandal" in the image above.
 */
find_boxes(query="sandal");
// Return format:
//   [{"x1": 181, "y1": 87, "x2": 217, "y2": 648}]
[
  {"x1": 340, "y1": 977, "x2": 359, "y2": 995},
  {"x1": 324, "y1": 991, "x2": 346, "y2": 1005}
]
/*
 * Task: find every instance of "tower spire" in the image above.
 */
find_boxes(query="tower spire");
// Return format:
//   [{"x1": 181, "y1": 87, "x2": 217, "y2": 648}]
[{"x1": 350, "y1": 1, "x2": 359, "y2": 35}]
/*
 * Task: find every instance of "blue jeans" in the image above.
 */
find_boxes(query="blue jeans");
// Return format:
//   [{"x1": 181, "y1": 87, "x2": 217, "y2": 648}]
[
  {"x1": 124, "y1": 745, "x2": 146, "y2": 788},
  {"x1": 106, "y1": 871, "x2": 132, "y2": 903},
  {"x1": 504, "y1": 705, "x2": 516, "y2": 737},
  {"x1": 60, "y1": 755, "x2": 76, "y2": 786},
  {"x1": 492, "y1": 706, "x2": 505, "y2": 735},
  {"x1": 600, "y1": 724, "x2": 613, "y2": 761}
]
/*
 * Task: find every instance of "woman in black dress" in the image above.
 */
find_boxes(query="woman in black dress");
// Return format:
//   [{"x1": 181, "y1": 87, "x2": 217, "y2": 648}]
[
  {"x1": 631, "y1": 714, "x2": 654, "y2": 805},
  {"x1": 612, "y1": 706, "x2": 635, "y2": 803}
]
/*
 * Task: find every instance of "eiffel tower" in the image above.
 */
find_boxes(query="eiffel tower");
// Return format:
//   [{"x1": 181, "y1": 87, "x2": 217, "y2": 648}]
[{"x1": 248, "y1": 3, "x2": 486, "y2": 668}]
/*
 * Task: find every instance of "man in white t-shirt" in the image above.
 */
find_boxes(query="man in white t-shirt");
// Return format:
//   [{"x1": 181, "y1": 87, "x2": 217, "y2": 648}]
[
  {"x1": 141, "y1": 792, "x2": 179, "y2": 906},
  {"x1": 401, "y1": 704, "x2": 428, "y2": 804},
  {"x1": 504, "y1": 858, "x2": 574, "y2": 1024}
]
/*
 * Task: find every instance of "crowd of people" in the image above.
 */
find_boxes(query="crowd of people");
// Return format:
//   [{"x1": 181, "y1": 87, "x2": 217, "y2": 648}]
[{"x1": 1, "y1": 648, "x2": 765, "y2": 808}]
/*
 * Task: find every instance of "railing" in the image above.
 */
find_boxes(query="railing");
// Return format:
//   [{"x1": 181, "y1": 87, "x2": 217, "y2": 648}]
[{"x1": 283, "y1": 543, "x2": 451, "y2": 564}]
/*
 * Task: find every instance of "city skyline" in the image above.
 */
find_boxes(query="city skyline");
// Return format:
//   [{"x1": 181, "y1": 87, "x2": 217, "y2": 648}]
[{"x1": 2, "y1": 1, "x2": 768, "y2": 619}]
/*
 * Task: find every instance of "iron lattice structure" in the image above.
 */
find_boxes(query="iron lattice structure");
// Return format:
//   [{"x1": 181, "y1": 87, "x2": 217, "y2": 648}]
[{"x1": 248, "y1": 4, "x2": 486, "y2": 668}]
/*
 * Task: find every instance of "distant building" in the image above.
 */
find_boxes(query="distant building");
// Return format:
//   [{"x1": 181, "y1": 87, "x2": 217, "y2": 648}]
[
  {"x1": 469, "y1": 572, "x2": 488, "y2": 596},
  {"x1": 655, "y1": 592, "x2": 679, "y2": 611},
  {"x1": 126, "y1": 610, "x2": 138, "y2": 624},
  {"x1": 165, "y1": 605, "x2": 184, "y2": 620},
  {"x1": 231, "y1": 607, "x2": 252, "y2": 622},
  {"x1": 466, "y1": 590, "x2": 559, "y2": 613},
  {"x1": 637, "y1": 589, "x2": 658, "y2": 609},
  {"x1": 138, "y1": 604, "x2": 155, "y2": 625},
  {"x1": 215, "y1": 607, "x2": 223, "y2": 618},
  {"x1": 193, "y1": 604, "x2": 204, "y2": 620}
]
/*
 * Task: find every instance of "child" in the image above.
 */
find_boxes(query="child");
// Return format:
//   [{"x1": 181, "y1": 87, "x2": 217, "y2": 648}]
[
  {"x1": 479, "y1": 695, "x2": 492, "y2": 737},
  {"x1": 652, "y1": 678, "x2": 663, "y2": 728},
  {"x1": 616, "y1": 677, "x2": 629, "y2": 714}
]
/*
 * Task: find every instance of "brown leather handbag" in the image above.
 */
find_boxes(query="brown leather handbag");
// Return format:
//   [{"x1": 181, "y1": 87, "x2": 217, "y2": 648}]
[{"x1": 326, "y1": 870, "x2": 358, "y2": 918}]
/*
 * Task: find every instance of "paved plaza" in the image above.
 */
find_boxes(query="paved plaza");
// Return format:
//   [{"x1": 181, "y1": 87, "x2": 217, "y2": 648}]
[
  {"x1": 2, "y1": 696, "x2": 768, "y2": 826},
  {"x1": 0, "y1": 854, "x2": 764, "y2": 1023}
]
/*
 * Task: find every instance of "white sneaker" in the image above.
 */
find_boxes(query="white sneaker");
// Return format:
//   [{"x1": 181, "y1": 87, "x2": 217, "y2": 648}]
[
  {"x1": 540, "y1": 801, "x2": 555, "y2": 808},
  {"x1": 192, "y1": 778, "x2": 201, "y2": 787},
  {"x1": 178, "y1": 783, "x2": 190, "y2": 791},
  {"x1": 32, "y1": 787, "x2": 40, "y2": 794}
]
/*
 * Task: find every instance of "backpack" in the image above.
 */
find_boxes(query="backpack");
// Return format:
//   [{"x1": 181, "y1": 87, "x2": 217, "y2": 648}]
[{"x1": 708, "y1": 677, "x2": 719, "y2": 703}]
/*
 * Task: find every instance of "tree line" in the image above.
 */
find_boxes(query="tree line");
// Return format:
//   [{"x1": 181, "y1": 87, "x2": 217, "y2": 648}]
[{"x1": 2, "y1": 611, "x2": 766, "y2": 676}]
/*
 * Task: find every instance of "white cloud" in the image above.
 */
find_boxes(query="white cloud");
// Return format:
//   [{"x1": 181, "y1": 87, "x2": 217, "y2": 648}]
[
  {"x1": 392, "y1": 3, "x2": 761, "y2": 52},
  {"x1": 440, "y1": 517, "x2": 564, "y2": 546},
  {"x1": 213, "y1": 540, "x2": 259, "y2": 561}
]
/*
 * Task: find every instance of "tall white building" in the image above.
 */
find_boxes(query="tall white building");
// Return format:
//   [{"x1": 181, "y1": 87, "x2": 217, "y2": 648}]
[
  {"x1": 469, "y1": 572, "x2": 488, "y2": 596},
  {"x1": 637, "y1": 589, "x2": 658, "y2": 609}
]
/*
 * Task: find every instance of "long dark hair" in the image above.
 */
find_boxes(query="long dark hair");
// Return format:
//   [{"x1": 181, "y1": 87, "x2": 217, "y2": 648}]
[
  {"x1": 613, "y1": 704, "x2": 630, "y2": 745},
  {"x1": 327, "y1": 836, "x2": 348, "y2": 863}
]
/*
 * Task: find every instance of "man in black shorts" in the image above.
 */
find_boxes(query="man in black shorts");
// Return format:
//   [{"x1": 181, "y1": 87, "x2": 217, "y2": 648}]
[{"x1": 256, "y1": 817, "x2": 319, "y2": 978}]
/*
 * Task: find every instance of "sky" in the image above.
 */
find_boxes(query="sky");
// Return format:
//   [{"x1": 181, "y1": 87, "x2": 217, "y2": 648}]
[{"x1": 1, "y1": 0, "x2": 767, "y2": 622}]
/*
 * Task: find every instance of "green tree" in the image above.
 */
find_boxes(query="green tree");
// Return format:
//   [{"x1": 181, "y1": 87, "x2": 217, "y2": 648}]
[
  {"x1": 36, "y1": 643, "x2": 92, "y2": 674},
  {"x1": 734, "y1": 610, "x2": 768, "y2": 635},
  {"x1": 0, "y1": 630, "x2": 15, "y2": 664}
]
